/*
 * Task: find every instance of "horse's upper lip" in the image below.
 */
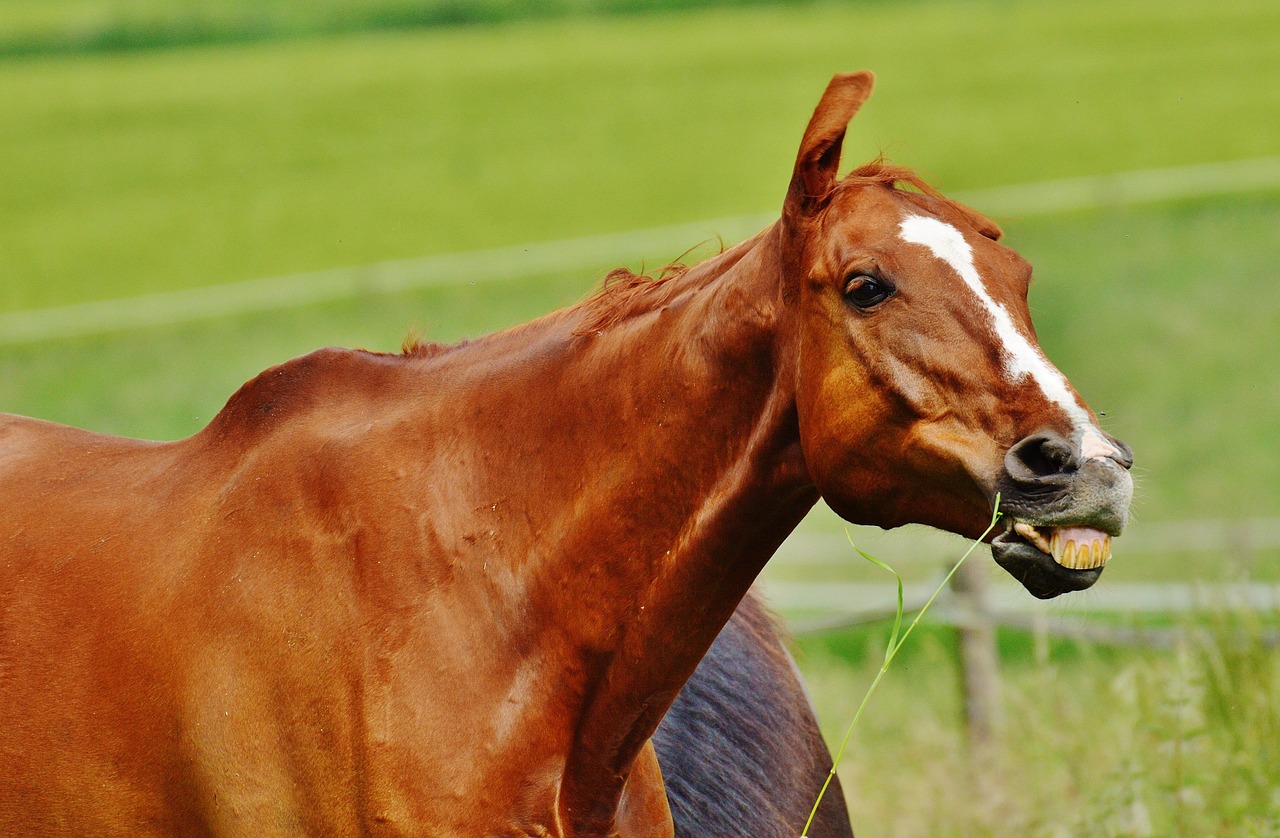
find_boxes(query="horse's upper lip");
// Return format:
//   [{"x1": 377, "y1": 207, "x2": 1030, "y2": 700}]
[
  {"x1": 991, "y1": 444, "x2": 1132, "y2": 599},
  {"x1": 995, "y1": 457, "x2": 1132, "y2": 538}
]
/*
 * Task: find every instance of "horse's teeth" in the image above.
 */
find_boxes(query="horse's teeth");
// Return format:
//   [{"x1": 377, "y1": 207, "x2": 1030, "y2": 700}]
[
  {"x1": 1016, "y1": 522, "x2": 1113, "y2": 570},
  {"x1": 1013, "y1": 522, "x2": 1052, "y2": 554},
  {"x1": 1049, "y1": 531, "x2": 1112, "y2": 570}
]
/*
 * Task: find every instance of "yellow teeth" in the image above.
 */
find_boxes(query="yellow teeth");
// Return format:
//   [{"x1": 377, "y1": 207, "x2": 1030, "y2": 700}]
[
  {"x1": 1048, "y1": 529, "x2": 1112, "y2": 570},
  {"x1": 1013, "y1": 522, "x2": 1052, "y2": 554},
  {"x1": 1013, "y1": 522, "x2": 1112, "y2": 570}
]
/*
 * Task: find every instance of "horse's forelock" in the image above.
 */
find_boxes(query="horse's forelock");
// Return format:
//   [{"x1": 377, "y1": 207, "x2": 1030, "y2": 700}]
[{"x1": 838, "y1": 159, "x2": 1003, "y2": 241}]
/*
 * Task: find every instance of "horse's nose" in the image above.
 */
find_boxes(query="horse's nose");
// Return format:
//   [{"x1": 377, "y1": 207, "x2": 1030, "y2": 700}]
[
  {"x1": 1003, "y1": 429, "x2": 1132, "y2": 488},
  {"x1": 997, "y1": 427, "x2": 1134, "y2": 540},
  {"x1": 1100, "y1": 435, "x2": 1135, "y2": 470}
]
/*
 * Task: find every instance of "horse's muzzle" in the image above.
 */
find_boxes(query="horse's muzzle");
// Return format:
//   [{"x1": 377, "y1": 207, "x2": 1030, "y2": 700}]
[{"x1": 990, "y1": 429, "x2": 1135, "y2": 599}]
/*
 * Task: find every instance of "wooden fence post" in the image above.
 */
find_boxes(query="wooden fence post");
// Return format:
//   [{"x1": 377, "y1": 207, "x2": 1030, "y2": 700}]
[{"x1": 950, "y1": 559, "x2": 1002, "y2": 747}]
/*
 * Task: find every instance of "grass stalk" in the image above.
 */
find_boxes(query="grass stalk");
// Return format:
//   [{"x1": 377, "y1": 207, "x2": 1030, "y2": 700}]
[{"x1": 800, "y1": 495, "x2": 1004, "y2": 837}]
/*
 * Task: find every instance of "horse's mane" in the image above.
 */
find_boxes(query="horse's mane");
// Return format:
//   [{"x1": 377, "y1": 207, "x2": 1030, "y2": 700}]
[
  {"x1": 571, "y1": 260, "x2": 701, "y2": 337},
  {"x1": 403, "y1": 160, "x2": 1000, "y2": 352},
  {"x1": 400, "y1": 332, "x2": 458, "y2": 359}
]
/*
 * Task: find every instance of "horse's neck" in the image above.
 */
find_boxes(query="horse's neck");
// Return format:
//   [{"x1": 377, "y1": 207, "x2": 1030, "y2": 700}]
[
  {"x1": 546, "y1": 227, "x2": 810, "y2": 640},
  {"x1": 441, "y1": 226, "x2": 816, "y2": 830}
]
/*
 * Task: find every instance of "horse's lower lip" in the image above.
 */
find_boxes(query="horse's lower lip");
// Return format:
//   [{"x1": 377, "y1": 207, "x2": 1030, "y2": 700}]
[{"x1": 991, "y1": 528, "x2": 1103, "y2": 599}]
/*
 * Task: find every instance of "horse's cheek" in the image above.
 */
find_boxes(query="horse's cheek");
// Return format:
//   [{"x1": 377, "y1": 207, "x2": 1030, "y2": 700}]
[{"x1": 798, "y1": 334, "x2": 875, "y2": 446}]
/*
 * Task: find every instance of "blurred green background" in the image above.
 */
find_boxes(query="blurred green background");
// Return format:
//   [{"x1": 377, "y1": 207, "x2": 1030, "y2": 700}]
[{"x1": 3, "y1": 0, "x2": 1278, "y2": 833}]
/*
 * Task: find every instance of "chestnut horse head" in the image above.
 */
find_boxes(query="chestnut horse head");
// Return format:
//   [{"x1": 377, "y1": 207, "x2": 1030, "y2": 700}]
[{"x1": 782, "y1": 72, "x2": 1133, "y2": 597}]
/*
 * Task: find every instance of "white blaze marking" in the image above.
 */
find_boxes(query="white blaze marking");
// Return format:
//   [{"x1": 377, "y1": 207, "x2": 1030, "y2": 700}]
[{"x1": 898, "y1": 215, "x2": 1119, "y2": 459}]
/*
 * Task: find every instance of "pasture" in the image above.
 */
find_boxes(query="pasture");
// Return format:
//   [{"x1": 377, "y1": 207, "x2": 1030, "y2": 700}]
[{"x1": 2, "y1": 0, "x2": 1278, "y2": 833}]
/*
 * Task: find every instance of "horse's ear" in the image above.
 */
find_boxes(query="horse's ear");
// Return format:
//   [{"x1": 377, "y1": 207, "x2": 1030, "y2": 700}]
[{"x1": 785, "y1": 71, "x2": 875, "y2": 216}]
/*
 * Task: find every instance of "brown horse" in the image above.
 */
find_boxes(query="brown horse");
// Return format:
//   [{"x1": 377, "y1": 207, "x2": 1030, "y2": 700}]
[{"x1": 0, "y1": 72, "x2": 1131, "y2": 836}]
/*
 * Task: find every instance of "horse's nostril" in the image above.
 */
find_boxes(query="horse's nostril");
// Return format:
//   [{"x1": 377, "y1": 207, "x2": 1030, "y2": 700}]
[
  {"x1": 1110, "y1": 437, "x2": 1136, "y2": 471},
  {"x1": 1007, "y1": 432, "x2": 1078, "y2": 480}
]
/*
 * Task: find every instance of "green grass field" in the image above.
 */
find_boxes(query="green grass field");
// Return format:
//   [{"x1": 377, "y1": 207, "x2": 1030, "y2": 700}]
[
  {"x1": 4, "y1": 0, "x2": 1279, "y2": 310},
  {"x1": 3, "y1": 0, "x2": 1279, "y2": 833}
]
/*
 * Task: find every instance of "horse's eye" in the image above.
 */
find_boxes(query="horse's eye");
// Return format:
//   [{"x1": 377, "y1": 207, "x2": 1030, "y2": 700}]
[{"x1": 844, "y1": 275, "x2": 893, "y2": 309}]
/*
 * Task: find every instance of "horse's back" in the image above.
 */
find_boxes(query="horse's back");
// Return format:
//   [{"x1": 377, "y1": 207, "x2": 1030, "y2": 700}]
[
  {"x1": 0, "y1": 360, "x2": 382, "y2": 834},
  {"x1": 0, "y1": 411, "x2": 181, "y2": 588},
  {"x1": 0, "y1": 410, "x2": 160, "y2": 471},
  {"x1": 655, "y1": 590, "x2": 853, "y2": 838},
  {"x1": 0, "y1": 416, "x2": 205, "y2": 832},
  {"x1": 0, "y1": 411, "x2": 199, "y2": 586}
]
